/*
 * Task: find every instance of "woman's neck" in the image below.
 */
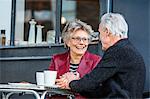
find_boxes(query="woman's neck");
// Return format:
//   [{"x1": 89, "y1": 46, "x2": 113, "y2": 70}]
[{"x1": 70, "y1": 52, "x2": 83, "y2": 64}]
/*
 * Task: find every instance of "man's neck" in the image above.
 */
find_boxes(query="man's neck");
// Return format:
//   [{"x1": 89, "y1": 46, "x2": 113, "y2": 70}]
[{"x1": 109, "y1": 36, "x2": 122, "y2": 48}]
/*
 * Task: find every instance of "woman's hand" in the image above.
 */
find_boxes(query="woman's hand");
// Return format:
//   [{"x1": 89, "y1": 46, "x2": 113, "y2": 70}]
[
  {"x1": 56, "y1": 72, "x2": 80, "y2": 89},
  {"x1": 56, "y1": 77, "x2": 68, "y2": 89}
]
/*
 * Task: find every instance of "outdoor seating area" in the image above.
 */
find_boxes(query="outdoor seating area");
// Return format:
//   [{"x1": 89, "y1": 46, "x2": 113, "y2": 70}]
[{"x1": 0, "y1": 0, "x2": 149, "y2": 98}]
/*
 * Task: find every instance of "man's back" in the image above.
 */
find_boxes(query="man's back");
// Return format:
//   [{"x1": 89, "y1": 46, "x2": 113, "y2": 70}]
[{"x1": 101, "y1": 39, "x2": 146, "y2": 98}]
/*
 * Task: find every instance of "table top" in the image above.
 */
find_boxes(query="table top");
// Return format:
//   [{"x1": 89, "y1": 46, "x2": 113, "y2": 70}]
[
  {"x1": 0, "y1": 83, "x2": 75, "y2": 99},
  {"x1": 0, "y1": 83, "x2": 58, "y2": 90}
]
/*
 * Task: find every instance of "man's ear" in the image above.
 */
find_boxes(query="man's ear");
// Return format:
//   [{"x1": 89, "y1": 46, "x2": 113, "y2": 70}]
[{"x1": 105, "y1": 27, "x2": 110, "y2": 36}]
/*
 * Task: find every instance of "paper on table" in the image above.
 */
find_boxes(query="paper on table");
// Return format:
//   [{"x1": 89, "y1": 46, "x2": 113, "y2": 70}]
[{"x1": 44, "y1": 84, "x2": 58, "y2": 88}]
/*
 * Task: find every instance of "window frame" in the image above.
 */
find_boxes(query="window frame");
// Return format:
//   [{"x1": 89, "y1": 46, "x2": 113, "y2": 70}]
[{"x1": 9, "y1": 0, "x2": 112, "y2": 47}]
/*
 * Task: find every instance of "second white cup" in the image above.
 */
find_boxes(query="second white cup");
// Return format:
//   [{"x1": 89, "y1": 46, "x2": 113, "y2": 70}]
[{"x1": 36, "y1": 72, "x2": 44, "y2": 86}]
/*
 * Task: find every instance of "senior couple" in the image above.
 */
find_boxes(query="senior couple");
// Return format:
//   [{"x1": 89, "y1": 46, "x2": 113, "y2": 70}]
[{"x1": 48, "y1": 13, "x2": 146, "y2": 99}]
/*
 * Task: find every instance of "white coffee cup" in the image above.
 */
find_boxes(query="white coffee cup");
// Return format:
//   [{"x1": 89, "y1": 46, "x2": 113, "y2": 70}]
[
  {"x1": 36, "y1": 72, "x2": 44, "y2": 86},
  {"x1": 44, "y1": 70, "x2": 57, "y2": 87}
]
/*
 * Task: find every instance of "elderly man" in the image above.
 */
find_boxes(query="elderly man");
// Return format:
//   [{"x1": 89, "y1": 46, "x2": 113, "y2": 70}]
[{"x1": 56, "y1": 13, "x2": 146, "y2": 98}]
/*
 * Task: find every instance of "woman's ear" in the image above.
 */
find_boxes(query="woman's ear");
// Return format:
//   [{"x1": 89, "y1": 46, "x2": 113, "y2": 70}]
[{"x1": 65, "y1": 41, "x2": 70, "y2": 47}]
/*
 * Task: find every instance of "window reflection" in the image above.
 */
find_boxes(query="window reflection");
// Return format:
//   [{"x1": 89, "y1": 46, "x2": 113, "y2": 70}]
[
  {"x1": 14, "y1": 0, "x2": 56, "y2": 45},
  {"x1": 24, "y1": 0, "x2": 55, "y2": 43},
  {"x1": 14, "y1": 0, "x2": 100, "y2": 46},
  {"x1": 61, "y1": 0, "x2": 100, "y2": 42},
  {"x1": 61, "y1": 0, "x2": 99, "y2": 31}
]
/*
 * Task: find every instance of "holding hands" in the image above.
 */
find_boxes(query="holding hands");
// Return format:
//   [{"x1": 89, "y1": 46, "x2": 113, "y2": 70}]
[{"x1": 56, "y1": 72, "x2": 80, "y2": 89}]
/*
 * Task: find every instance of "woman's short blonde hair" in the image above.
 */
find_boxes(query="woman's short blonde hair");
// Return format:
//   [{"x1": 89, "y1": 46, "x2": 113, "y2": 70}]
[{"x1": 62, "y1": 19, "x2": 94, "y2": 43}]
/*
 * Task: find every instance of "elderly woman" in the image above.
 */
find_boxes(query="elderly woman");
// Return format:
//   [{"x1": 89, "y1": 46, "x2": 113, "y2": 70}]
[{"x1": 48, "y1": 19, "x2": 101, "y2": 98}]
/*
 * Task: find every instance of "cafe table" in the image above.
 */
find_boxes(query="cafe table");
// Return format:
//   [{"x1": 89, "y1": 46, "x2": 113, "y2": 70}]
[{"x1": 0, "y1": 83, "x2": 75, "y2": 99}]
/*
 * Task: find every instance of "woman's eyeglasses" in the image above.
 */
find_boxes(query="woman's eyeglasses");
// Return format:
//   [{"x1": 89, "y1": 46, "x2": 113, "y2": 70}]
[{"x1": 71, "y1": 37, "x2": 90, "y2": 43}]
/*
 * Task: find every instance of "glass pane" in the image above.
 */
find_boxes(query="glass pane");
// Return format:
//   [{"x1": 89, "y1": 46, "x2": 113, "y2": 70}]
[
  {"x1": 62, "y1": 0, "x2": 99, "y2": 31},
  {"x1": 61, "y1": 0, "x2": 100, "y2": 41},
  {"x1": 15, "y1": 0, "x2": 56, "y2": 46}
]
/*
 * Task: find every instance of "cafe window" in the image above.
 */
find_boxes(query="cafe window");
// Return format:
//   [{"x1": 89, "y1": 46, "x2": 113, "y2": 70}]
[
  {"x1": 0, "y1": 0, "x2": 102, "y2": 47},
  {"x1": 15, "y1": 0, "x2": 100, "y2": 45},
  {"x1": 19, "y1": 0, "x2": 100, "y2": 46},
  {"x1": 61, "y1": 0, "x2": 100, "y2": 41},
  {"x1": 12, "y1": 0, "x2": 56, "y2": 46}
]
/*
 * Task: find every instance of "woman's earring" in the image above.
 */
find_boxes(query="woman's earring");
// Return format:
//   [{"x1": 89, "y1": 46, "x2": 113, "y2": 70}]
[
  {"x1": 64, "y1": 43, "x2": 68, "y2": 49},
  {"x1": 67, "y1": 47, "x2": 70, "y2": 50},
  {"x1": 64, "y1": 44, "x2": 67, "y2": 48}
]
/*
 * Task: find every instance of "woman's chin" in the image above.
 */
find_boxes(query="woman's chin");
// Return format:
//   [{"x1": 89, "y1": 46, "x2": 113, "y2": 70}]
[{"x1": 75, "y1": 51, "x2": 86, "y2": 55}]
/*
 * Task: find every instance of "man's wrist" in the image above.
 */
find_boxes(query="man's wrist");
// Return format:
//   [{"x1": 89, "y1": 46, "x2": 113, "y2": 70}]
[{"x1": 68, "y1": 80, "x2": 73, "y2": 89}]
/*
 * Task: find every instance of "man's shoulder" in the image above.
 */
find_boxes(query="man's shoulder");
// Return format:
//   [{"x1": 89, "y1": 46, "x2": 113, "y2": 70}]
[{"x1": 84, "y1": 51, "x2": 101, "y2": 61}]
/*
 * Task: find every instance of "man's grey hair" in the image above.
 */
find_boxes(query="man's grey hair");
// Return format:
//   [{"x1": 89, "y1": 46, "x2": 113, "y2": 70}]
[
  {"x1": 100, "y1": 13, "x2": 128, "y2": 38},
  {"x1": 62, "y1": 19, "x2": 94, "y2": 43}
]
